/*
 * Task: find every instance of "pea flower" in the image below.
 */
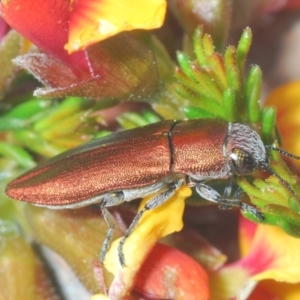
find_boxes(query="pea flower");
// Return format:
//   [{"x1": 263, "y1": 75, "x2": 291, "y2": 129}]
[
  {"x1": 210, "y1": 214, "x2": 300, "y2": 299},
  {"x1": 2, "y1": 1, "x2": 300, "y2": 299},
  {"x1": 65, "y1": 0, "x2": 166, "y2": 53},
  {"x1": 0, "y1": 0, "x2": 166, "y2": 101},
  {"x1": 24, "y1": 185, "x2": 210, "y2": 299},
  {"x1": 208, "y1": 82, "x2": 300, "y2": 299},
  {"x1": 102, "y1": 185, "x2": 209, "y2": 299}
]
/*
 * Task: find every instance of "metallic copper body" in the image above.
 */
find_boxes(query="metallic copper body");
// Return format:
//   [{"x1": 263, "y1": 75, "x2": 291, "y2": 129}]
[
  {"x1": 6, "y1": 119, "x2": 229, "y2": 206},
  {"x1": 172, "y1": 119, "x2": 228, "y2": 177}
]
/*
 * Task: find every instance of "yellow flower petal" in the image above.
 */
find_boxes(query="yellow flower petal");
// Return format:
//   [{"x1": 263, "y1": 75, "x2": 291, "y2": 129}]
[
  {"x1": 250, "y1": 225, "x2": 300, "y2": 282},
  {"x1": 66, "y1": 0, "x2": 167, "y2": 53},
  {"x1": 103, "y1": 185, "x2": 192, "y2": 298},
  {"x1": 91, "y1": 295, "x2": 108, "y2": 300},
  {"x1": 209, "y1": 266, "x2": 251, "y2": 299},
  {"x1": 238, "y1": 219, "x2": 300, "y2": 283},
  {"x1": 210, "y1": 217, "x2": 300, "y2": 298}
]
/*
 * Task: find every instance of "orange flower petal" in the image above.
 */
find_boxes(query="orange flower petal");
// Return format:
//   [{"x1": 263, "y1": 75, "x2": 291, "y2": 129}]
[
  {"x1": 66, "y1": 0, "x2": 167, "y2": 53},
  {"x1": 258, "y1": 280, "x2": 300, "y2": 300},
  {"x1": 239, "y1": 215, "x2": 258, "y2": 257},
  {"x1": 265, "y1": 81, "x2": 300, "y2": 167}
]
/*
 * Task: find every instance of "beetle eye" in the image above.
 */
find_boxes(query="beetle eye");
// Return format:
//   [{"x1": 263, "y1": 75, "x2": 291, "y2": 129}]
[{"x1": 230, "y1": 148, "x2": 257, "y2": 175}]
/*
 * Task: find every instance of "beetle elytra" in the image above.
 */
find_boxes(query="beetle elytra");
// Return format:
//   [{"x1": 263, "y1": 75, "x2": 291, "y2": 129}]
[{"x1": 5, "y1": 119, "x2": 300, "y2": 266}]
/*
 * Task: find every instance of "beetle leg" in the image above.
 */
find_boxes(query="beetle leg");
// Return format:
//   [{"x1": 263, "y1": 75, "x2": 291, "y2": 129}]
[
  {"x1": 233, "y1": 187, "x2": 243, "y2": 199},
  {"x1": 220, "y1": 186, "x2": 244, "y2": 210},
  {"x1": 220, "y1": 177, "x2": 235, "y2": 209},
  {"x1": 99, "y1": 191, "x2": 125, "y2": 263},
  {"x1": 117, "y1": 178, "x2": 185, "y2": 267},
  {"x1": 194, "y1": 181, "x2": 264, "y2": 221},
  {"x1": 100, "y1": 207, "x2": 115, "y2": 263},
  {"x1": 223, "y1": 176, "x2": 234, "y2": 199}
]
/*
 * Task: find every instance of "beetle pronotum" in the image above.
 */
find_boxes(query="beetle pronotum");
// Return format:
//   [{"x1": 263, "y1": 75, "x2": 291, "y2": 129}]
[{"x1": 5, "y1": 119, "x2": 300, "y2": 266}]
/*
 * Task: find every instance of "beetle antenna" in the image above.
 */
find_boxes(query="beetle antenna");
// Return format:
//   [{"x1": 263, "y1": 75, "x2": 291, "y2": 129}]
[
  {"x1": 259, "y1": 161, "x2": 296, "y2": 196},
  {"x1": 265, "y1": 145, "x2": 300, "y2": 160}
]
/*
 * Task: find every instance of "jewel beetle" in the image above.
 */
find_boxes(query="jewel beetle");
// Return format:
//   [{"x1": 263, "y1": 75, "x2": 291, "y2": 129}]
[{"x1": 5, "y1": 118, "x2": 300, "y2": 266}]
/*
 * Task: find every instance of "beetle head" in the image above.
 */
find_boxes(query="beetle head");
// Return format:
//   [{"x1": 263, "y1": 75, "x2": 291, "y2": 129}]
[
  {"x1": 226, "y1": 123, "x2": 267, "y2": 176},
  {"x1": 226, "y1": 123, "x2": 300, "y2": 196}
]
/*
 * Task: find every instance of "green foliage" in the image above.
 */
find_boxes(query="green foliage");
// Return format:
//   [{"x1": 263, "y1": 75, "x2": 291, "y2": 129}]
[
  {"x1": 0, "y1": 24, "x2": 299, "y2": 240},
  {"x1": 0, "y1": 97, "x2": 103, "y2": 160},
  {"x1": 238, "y1": 144, "x2": 300, "y2": 230},
  {"x1": 174, "y1": 26, "x2": 300, "y2": 233},
  {"x1": 117, "y1": 110, "x2": 161, "y2": 130},
  {"x1": 174, "y1": 26, "x2": 277, "y2": 140},
  {"x1": 0, "y1": 94, "x2": 161, "y2": 171},
  {"x1": 173, "y1": 26, "x2": 275, "y2": 134}
]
